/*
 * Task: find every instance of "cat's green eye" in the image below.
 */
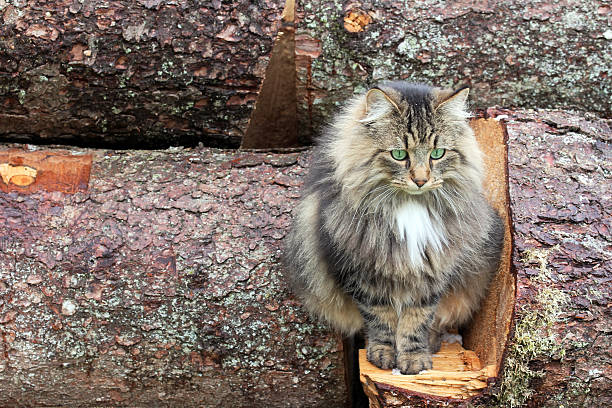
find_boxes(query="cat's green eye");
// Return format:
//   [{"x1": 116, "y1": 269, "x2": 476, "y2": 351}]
[
  {"x1": 430, "y1": 148, "x2": 446, "y2": 160},
  {"x1": 390, "y1": 149, "x2": 408, "y2": 161}
]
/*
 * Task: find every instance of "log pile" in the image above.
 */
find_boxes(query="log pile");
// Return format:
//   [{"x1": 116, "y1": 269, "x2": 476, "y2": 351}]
[
  {"x1": 1, "y1": 1, "x2": 609, "y2": 147},
  {"x1": 0, "y1": 2, "x2": 610, "y2": 406}
]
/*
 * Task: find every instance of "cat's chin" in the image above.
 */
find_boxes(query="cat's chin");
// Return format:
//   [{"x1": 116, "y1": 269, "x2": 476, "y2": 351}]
[
  {"x1": 392, "y1": 180, "x2": 443, "y2": 195},
  {"x1": 404, "y1": 189, "x2": 427, "y2": 195}
]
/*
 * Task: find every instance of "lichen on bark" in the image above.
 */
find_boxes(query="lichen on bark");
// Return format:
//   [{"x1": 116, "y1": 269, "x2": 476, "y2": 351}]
[
  {"x1": 494, "y1": 247, "x2": 569, "y2": 408},
  {"x1": 296, "y1": 1, "x2": 612, "y2": 141},
  {"x1": 0, "y1": 147, "x2": 346, "y2": 407}
]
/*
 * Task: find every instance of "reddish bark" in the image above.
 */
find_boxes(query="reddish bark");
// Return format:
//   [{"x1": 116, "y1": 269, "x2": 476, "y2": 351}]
[
  {"x1": 0, "y1": 145, "x2": 345, "y2": 407},
  {"x1": 0, "y1": 0, "x2": 285, "y2": 148},
  {"x1": 0, "y1": 109, "x2": 610, "y2": 407}
]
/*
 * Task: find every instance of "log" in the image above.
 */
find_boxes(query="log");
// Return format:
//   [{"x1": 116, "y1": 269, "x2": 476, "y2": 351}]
[
  {"x1": 0, "y1": 109, "x2": 610, "y2": 407},
  {"x1": 0, "y1": 146, "x2": 346, "y2": 406},
  {"x1": 0, "y1": 0, "x2": 285, "y2": 148},
  {"x1": 295, "y1": 0, "x2": 612, "y2": 140},
  {"x1": 1, "y1": 1, "x2": 610, "y2": 148}
]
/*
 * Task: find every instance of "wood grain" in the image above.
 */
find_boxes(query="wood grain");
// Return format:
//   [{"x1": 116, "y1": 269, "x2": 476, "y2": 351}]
[{"x1": 360, "y1": 343, "x2": 496, "y2": 399}]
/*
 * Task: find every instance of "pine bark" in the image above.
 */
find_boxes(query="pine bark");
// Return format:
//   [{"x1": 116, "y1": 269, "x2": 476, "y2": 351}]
[
  {"x1": 0, "y1": 145, "x2": 345, "y2": 407},
  {"x1": 295, "y1": 0, "x2": 611, "y2": 140},
  {"x1": 1, "y1": 1, "x2": 610, "y2": 148},
  {"x1": 0, "y1": 0, "x2": 285, "y2": 148}
]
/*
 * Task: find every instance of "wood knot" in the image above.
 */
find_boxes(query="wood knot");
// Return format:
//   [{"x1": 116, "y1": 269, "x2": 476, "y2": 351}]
[
  {"x1": 0, "y1": 163, "x2": 37, "y2": 187},
  {"x1": 344, "y1": 9, "x2": 372, "y2": 33}
]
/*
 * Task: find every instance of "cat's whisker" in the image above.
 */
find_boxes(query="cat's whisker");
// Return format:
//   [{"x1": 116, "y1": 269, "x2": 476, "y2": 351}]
[
  {"x1": 363, "y1": 188, "x2": 395, "y2": 229},
  {"x1": 354, "y1": 187, "x2": 389, "y2": 231},
  {"x1": 429, "y1": 179, "x2": 444, "y2": 189},
  {"x1": 436, "y1": 187, "x2": 465, "y2": 238},
  {"x1": 371, "y1": 188, "x2": 397, "y2": 228}
]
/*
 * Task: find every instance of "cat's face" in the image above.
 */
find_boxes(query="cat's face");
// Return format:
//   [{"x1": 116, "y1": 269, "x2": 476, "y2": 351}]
[{"x1": 329, "y1": 83, "x2": 483, "y2": 197}]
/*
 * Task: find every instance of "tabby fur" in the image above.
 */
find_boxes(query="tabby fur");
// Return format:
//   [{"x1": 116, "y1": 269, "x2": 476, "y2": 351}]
[{"x1": 285, "y1": 82, "x2": 504, "y2": 374}]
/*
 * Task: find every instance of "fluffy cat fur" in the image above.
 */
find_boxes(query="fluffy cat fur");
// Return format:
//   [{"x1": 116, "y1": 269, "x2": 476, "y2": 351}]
[{"x1": 285, "y1": 82, "x2": 504, "y2": 374}]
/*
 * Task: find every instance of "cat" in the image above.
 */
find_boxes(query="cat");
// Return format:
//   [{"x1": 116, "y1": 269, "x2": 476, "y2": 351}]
[{"x1": 285, "y1": 81, "x2": 504, "y2": 374}]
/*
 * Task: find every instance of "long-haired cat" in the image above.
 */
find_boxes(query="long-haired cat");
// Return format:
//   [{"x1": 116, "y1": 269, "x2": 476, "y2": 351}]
[{"x1": 285, "y1": 82, "x2": 504, "y2": 374}]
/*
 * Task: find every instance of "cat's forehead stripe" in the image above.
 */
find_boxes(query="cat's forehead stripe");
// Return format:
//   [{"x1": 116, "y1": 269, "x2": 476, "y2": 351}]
[{"x1": 400, "y1": 102, "x2": 435, "y2": 147}]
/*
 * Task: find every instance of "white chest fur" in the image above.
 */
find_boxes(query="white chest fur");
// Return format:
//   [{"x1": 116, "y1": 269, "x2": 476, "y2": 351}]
[{"x1": 395, "y1": 201, "x2": 447, "y2": 268}]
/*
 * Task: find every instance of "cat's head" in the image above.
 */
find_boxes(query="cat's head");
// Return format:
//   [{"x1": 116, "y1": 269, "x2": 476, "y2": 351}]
[{"x1": 327, "y1": 82, "x2": 483, "y2": 197}]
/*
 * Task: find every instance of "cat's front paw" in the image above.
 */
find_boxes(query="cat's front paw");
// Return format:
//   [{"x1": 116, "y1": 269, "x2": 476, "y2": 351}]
[
  {"x1": 396, "y1": 351, "x2": 432, "y2": 375},
  {"x1": 367, "y1": 342, "x2": 396, "y2": 370}
]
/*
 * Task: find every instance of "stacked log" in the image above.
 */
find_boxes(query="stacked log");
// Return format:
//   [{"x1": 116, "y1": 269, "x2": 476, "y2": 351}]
[
  {"x1": 359, "y1": 110, "x2": 611, "y2": 407},
  {"x1": 0, "y1": 146, "x2": 345, "y2": 406},
  {"x1": 1, "y1": 1, "x2": 610, "y2": 147},
  {"x1": 0, "y1": 109, "x2": 610, "y2": 406},
  {"x1": 0, "y1": 0, "x2": 285, "y2": 147}
]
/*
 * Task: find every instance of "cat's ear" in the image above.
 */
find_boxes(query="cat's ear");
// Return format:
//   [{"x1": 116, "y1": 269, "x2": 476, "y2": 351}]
[
  {"x1": 434, "y1": 86, "x2": 470, "y2": 117},
  {"x1": 359, "y1": 88, "x2": 400, "y2": 123}
]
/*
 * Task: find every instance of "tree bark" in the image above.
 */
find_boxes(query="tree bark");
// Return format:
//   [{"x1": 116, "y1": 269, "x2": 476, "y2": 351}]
[
  {"x1": 0, "y1": 146, "x2": 345, "y2": 407},
  {"x1": 296, "y1": 0, "x2": 612, "y2": 141},
  {"x1": 1, "y1": 1, "x2": 610, "y2": 148},
  {"x1": 0, "y1": 0, "x2": 285, "y2": 148},
  {"x1": 0, "y1": 109, "x2": 610, "y2": 407}
]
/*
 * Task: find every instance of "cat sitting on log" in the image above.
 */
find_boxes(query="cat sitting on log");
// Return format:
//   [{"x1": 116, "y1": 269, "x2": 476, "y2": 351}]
[{"x1": 286, "y1": 82, "x2": 504, "y2": 374}]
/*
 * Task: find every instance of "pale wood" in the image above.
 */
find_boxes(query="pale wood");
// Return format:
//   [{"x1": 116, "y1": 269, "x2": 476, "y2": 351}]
[
  {"x1": 359, "y1": 343, "x2": 496, "y2": 399},
  {"x1": 0, "y1": 163, "x2": 37, "y2": 186},
  {"x1": 282, "y1": 0, "x2": 295, "y2": 22},
  {"x1": 464, "y1": 118, "x2": 515, "y2": 371}
]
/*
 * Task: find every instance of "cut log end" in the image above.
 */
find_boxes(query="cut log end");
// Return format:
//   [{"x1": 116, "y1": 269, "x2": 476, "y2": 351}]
[
  {"x1": 0, "y1": 150, "x2": 92, "y2": 193},
  {"x1": 359, "y1": 343, "x2": 496, "y2": 400}
]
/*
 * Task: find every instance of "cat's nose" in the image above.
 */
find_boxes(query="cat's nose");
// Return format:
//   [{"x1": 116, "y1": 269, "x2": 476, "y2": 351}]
[{"x1": 414, "y1": 178, "x2": 427, "y2": 188}]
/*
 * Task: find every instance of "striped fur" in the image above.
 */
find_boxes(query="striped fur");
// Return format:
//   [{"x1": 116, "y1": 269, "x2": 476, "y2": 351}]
[{"x1": 285, "y1": 82, "x2": 504, "y2": 374}]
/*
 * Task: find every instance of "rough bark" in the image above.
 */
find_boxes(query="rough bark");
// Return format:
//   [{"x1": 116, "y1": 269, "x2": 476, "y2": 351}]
[
  {"x1": 296, "y1": 1, "x2": 612, "y2": 141},
  {"x1": 0, "y1": 109, "x2": 610, "y2": 407},
  {"x1": 2, "y1": 1, "x2": 610, "y2": 148},
  {"x1": 0, "y1": 0, "x2": 284, "y2": 148},
  {"x1": 0, "y1": 146, "x2": 345, "y2": 407},
  {"x1": 501, "y1": 108, "x2": 610, "y2": 407},
  {"x1": 359, "y1": 109, "x2": 611, "y2": 407}
]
